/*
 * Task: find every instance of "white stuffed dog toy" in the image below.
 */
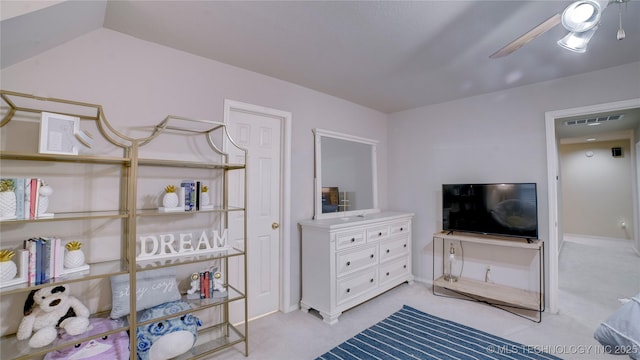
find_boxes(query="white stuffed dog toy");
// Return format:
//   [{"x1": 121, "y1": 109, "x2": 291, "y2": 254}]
[{"x1": 17, "y1": 284, "x2": 90, "y2": 348}]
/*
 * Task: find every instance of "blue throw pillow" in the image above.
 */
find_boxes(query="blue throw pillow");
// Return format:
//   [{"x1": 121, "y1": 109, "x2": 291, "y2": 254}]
[{"x1": 110, "y1": 268, "x2": 181, "y2": 319}]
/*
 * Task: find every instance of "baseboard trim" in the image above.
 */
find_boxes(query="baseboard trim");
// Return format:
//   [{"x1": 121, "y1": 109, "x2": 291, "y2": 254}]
[
  {"x1": 413, "y1": 277, "x2": 432, "y2": 286},
  {"x1": 563, "y1": 233, "x2": 633, "y2": 249}
]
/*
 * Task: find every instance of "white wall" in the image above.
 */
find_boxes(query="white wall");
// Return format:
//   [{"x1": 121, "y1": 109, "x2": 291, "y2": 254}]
[
  {"x1": 387, "y1": 61, "x2": 640, "y2": 288},
  {"x1": 0, "y1": 28, "x2": 389, "y2": 315},
  {"x1": 2, "y1": 25, "x2": 640, "y2": 319},
  {"x1": 560, "y1": 139, "x2": 634, "y2": 240}
]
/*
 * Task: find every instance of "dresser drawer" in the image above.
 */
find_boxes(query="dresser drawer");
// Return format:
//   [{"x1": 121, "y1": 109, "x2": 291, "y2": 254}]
[
  {"x1": 379, "y1": 235, "x2": 409, "y2": 263},
  {"x1": 335, "y1": 230, "x2": 366, "y2": 250},
  {"x1": 379, "y1": 257, "x2": 409, "y2": 286},
  {"x1": 390, "y1": 221, "x2": 410, "y2": 236},
  {"x1": 336, "y1": 245, "x2": 378, "y2": 277},
  {"x1": 336, "y1": 268, "x2": 378, "y2": 305},
  {"x1": 366, "y1": 225, "x2": 389, "y2": 242}
]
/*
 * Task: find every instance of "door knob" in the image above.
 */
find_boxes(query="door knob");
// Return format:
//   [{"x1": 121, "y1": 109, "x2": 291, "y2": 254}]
[{"x1": 272, "y1": 222, "x2": 280, "y2": 230}]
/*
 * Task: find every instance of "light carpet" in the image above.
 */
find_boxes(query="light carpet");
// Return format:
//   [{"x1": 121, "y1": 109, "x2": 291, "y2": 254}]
[{"x1": 316, "y1": 305, "x2": 560, "y2": 360}]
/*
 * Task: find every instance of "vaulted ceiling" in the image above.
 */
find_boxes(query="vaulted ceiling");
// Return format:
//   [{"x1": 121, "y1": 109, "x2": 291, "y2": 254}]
[{"x1": 2, "y1": 0, "x2": 639, "y2": 116}]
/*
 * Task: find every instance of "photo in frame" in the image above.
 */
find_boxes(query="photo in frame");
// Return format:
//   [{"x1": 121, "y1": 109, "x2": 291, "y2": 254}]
[
  {"x1": 39, "y1": 112, "x2": 80, "y2": 155},
  {"x1": 321, "y1": 186, "x2": 340, "y2": 213}
]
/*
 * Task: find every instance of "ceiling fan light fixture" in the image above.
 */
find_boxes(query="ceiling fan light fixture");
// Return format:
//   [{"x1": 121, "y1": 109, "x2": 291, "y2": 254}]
[
  {"x1": 561, "y1": 0, "x2": 607, "y2": 32},
  {"x1": 557, "y1": 27, "x2": 599, "y2": 52}
]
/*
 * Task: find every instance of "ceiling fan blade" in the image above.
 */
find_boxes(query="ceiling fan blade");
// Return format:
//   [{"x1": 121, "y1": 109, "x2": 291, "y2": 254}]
[{"x1": 490, "y1": 13, "x2": 561, "y2": 58}]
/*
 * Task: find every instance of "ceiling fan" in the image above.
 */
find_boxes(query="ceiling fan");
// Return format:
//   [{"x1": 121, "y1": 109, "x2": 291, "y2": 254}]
[{"x1": 490, "y1": 0, "x2": 630, "y2": 58}]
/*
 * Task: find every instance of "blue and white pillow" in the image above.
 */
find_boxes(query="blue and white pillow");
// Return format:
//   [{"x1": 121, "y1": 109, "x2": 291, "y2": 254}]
[{"x1": 136, "y1": 301, "x2": 202, "y2": 360}]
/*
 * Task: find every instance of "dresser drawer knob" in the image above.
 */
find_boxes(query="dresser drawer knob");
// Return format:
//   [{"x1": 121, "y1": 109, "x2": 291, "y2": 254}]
[
  {"x1": 378, "y1": 232, "x2": 382, "y2": 236},
  {"x1": 351, "y1": 238, "x2": 355, "y2": 242},
  {"x1": 346, "y1": 261, "x2": 351, "y2": 266},
  {"x1": 346, "y1": 288, "x2": 350, "y2": 293},
  {"x1": 403, "y1": 265, "x2": 407, "y2": 269},
  {"x1": 386, "y1": 249, "x2": 390, "y2": 253},
  {"x1": 370, "y1": 254, "x2": 374, "y2": 259},
  {"x1": 370, "y1": 278, "x2": 374, "y2": 283},
  {"x1": 403, "y1": 244, "x2": 407, "y2": 248},
  {"x1": 386, "y1": 272, "x2": 390, "y2": 276},
  {"x1": 400, "y1": 227, "x2": 404, "y2": 231}
]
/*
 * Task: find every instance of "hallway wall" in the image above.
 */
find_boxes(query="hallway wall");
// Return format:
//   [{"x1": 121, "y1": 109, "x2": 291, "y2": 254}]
[{"x1": 560, "y1": 139, "x2": 634, "y2": 240}]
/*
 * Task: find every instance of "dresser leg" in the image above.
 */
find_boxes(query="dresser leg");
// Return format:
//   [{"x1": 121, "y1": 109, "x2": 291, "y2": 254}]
[
  {"x1": 320, "y1": 311, "x2": 340, "y2": 325},
  {"x1": 300, "y1": 302, "x2": 310, "y2": 313}
]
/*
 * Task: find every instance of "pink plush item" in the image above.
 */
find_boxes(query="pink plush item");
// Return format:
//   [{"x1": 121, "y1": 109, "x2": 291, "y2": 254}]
[{"x1": 44, "y1": 318, "x2": 129, "y2": 360}]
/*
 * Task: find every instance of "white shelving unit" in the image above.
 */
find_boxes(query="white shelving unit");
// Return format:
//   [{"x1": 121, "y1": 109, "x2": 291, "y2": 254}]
[{"x1": 432, "y1": 231, "x2": 544, "y2": 322}]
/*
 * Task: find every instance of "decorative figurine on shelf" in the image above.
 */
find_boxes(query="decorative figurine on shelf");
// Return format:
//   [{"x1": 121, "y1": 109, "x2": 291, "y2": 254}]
[
  {"x1": 186, "y1": 272, "x2": 200, "y2": 299},
  {"x1": 17, "y1": 284, "x2": 90, "y2": 348},
  {"x1": 162, "y1": 185, "x2": 179, "y2": 208},
  {"x1": 136, "y1": 301, "x2": 202, "y2": 360},
  {"x1": 212, "y1": 270, "x2": 227, "y2": 298},
  {"x1": 199, "y1": 185, "x2": 214, "y2": 210},
  {"x1": 0, "y1": 179, "x2": 16, "y2": 220},
  {"x1": 0, "y1": 249, "x2": 17, "y2": 282},
  {"x1": 37, "y1": 181, "x2": 54, "y2": 217},
  {"x1": 64, "y1": 241, "x2": 86, "y2": 269}
]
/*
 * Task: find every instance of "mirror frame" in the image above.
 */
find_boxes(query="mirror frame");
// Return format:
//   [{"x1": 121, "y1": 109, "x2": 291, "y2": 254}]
[{"x1": 313, "y1": 128, "x2": 379, "y2": 219}]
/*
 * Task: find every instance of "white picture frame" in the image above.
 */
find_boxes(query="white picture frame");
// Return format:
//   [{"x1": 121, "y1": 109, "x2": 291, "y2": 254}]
[{"x1": 39, "y1": 112, "x2": 80, "y2": 155}]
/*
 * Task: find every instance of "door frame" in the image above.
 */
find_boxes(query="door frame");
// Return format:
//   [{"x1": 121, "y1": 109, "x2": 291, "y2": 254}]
[
  {"x1": 223, "y1": 99, "x2": 293, "y2": 313},
  {"x1": 545, "y1": 97, "x2": 640, "y2": 314}
]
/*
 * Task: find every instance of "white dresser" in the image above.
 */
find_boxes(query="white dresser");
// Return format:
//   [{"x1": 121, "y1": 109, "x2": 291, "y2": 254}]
[{"x1": 299, "y1": 211, "x2": 414, "y2": 324}]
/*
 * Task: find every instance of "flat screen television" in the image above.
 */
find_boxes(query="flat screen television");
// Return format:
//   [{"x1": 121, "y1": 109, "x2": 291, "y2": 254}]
[{"x1": 442, "y1": 183, "x2": 538, "y2": 239}]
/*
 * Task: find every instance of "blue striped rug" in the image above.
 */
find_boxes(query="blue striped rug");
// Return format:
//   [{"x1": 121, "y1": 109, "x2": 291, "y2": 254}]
[{"x1": 317, "y1": 305, "x2": 561, "y2": 360}]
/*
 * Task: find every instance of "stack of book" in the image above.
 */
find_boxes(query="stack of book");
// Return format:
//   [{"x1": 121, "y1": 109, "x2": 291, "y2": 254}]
[
  {"x1": 181, "y1": 180, "x2": 212, "y2": 211},
  {"x1": 198, "y1": 267, "x2": 225, "y2": 299},
  {"x1": 1, "y1": 178, "x2": 53, "y2": 220},
  {"x1": 22, "y1": 237, "x2": 88, "y2": 285}
]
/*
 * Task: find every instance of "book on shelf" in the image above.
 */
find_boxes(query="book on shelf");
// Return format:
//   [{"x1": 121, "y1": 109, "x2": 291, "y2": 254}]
[
  {"x1": 42, "y1": 237, "x2": 52, "y2": 283},
  {"x1": 35, "y1": 238, "x2": 43, "y2": 284},
  {"x1": 181, "y1": 180, "x2": 196, "y2": 211},
  {"x1": 24, "y1": 239, "x2": 37, "y2": 285},
  {"x1": 17, "y1": 249, "x2": 29, "y2": 284},
  {"x1": 29, "y1": 179, "x2": 40, "y2": 219},
  {"x1": 195, "y1": 181, "x2": 201, "y2": 211},
  {"x1": 23, "y1": 179, "x2": 31, "y2": 219},
  {"x1": 14, "y1": 178, "x2": 25, "y2": 220},
  {"x1": 53, "y1": 237, "x2": 64, "y2": 278},
  {"x1": 199, "y1": 271, "x2": 205, "y2": 299},
  {"x1": 209, "y1": 269, "x2": 214, "y2": 298}
]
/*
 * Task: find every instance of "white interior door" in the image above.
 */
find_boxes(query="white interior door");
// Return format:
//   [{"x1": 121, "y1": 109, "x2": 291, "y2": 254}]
[{"x1": 226, "y1": 102, "x2": 283, "y2": 321}]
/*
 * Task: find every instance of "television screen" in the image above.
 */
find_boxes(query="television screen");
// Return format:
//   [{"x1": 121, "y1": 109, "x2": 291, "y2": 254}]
[{"x1": 442, "y1": 183, "x2": 538, "y2": 239}]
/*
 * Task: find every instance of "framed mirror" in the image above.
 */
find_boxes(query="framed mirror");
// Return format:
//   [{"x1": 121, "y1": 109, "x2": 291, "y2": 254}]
[{"x1": 313, "y1": 129, "x2": 379, "y2": 219}]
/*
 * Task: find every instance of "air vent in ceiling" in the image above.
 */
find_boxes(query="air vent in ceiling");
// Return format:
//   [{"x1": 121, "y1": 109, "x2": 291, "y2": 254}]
[{"x1": 564, "y1": 114, "x2": 624, "y2": 126}]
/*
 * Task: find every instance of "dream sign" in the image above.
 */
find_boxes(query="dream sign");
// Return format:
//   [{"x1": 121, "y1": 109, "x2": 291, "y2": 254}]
[{"x1": 137, "y1": 229, "x2": 229, "y2": 261}]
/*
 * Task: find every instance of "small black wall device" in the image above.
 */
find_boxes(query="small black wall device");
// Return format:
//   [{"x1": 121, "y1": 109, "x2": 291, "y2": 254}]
[{"x1": 612, "y1": 147, "x2": 623, "y2": 157}]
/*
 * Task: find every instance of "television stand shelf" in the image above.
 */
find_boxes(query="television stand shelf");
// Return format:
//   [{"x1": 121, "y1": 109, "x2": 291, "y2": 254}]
[{"x1": 432, "y1": 232, "x2": 544, "y2": 322}]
